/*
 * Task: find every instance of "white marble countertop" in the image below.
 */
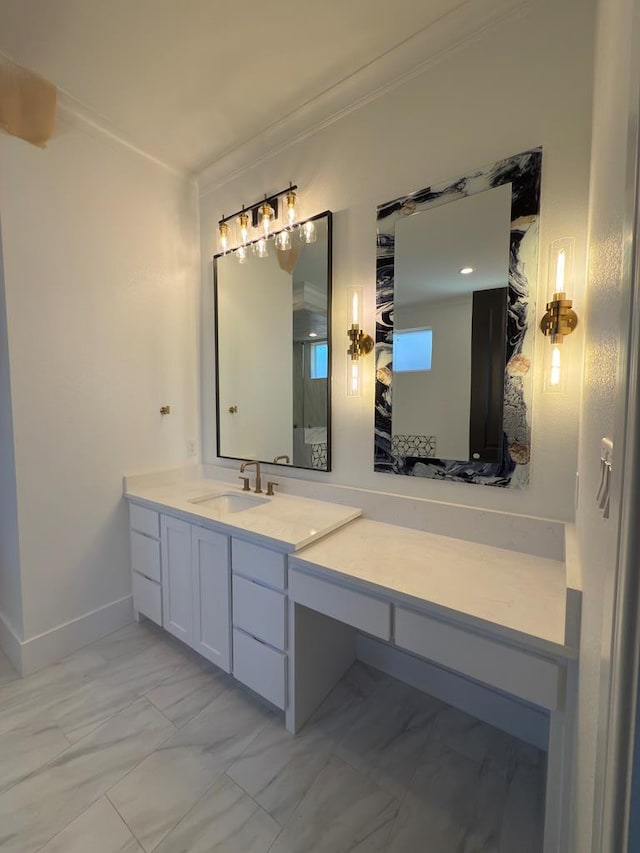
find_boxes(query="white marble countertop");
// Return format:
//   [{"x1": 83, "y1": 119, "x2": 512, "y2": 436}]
[
  {"x1": 125, "y1": 476, "x2": 361, "y2": 552},
  {"x1": 290, "y1": 518, "x2": 574, "y2": 658}
]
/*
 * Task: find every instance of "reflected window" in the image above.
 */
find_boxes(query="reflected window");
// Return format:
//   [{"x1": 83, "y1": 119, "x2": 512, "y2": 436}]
[
  {"x1": 309, "y1": 341, "x2": 328, "y2": 379},
  {"x1": 393, "y1": 328, "x2": 433, "y2": 372}
]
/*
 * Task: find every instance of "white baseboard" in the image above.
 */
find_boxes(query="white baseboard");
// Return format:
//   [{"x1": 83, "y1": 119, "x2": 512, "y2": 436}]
[
  {"x1": 356, "y1": 635, "x2": 549, "y2": 750},
  {"x1": 19, "y1": 595, "x2": 134, "y2": 676},
  {"x1": 0, "y1": 609, "x2": 22, "y2": 674}
]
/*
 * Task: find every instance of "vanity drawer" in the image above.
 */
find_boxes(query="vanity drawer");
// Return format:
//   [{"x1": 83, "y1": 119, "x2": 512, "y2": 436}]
[
  {"x1": 394, "y1": 606, "x2": 562, "y2": 710},
  {"x1": 130, "y1": 504, "x2": 160, "y2": 539},
  {"x1": 133, "y1": 572, "x2": 162, "y2": 626},
  {"x1": 289, "y1": 569, "x2": 391, "y2": 641},
  {"x1": 232, "y1": 628, "x2": 287, "y2": 710},
  {"x1": 130, "y1": 530, "x2": 161, "y2": 583},
  {"x1": 233, "y1": 575, "x2": 286, "y2": 651},
  {"x1": 232, "y1": 539, "x2": 286, "y2": 590}
]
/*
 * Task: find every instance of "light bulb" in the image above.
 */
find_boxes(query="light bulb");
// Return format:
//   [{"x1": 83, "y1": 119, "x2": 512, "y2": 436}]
[
  {"x1": 286, "y1": 189, "x2": 297, "y2": 225},
  {"x1": 236, "y1": 245, "x2": 248, "y2": 264},
  {"x1": 459, "y1": 266, "x2": 474, "y2": 275},
  {"x1": 255, "y1": 237, "x2": 269, "y2": 258},
  {"x1": 238, "y1": 210, "x2": 249, "y2": 245},
  {"x1": 351, "y1": 291, "x2": 359, "y2": 325},
  {"x1": 275, "y1": 229, "x2": 292, "y2": 251},
  {"x1": 549, "y1": 345, "x2": 562, "y2": 388},
  {"x1": 299, "y1": 220, "x2": 317, "y2": 244},
  {"x1": 218, "y1": 222, "x2": 229, "y2": 253},
  {"x1": 259, "y1": 201, "x2": 274, "y2": 237},
  {"x1": 555, "y1": 249, "x2": 566, "y2": 292}
]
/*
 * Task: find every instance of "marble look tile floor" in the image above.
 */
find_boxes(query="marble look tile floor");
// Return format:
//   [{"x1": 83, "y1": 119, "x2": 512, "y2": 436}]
[{"x1": 0, "y1": 622, "x2": 545, "y2": 852}]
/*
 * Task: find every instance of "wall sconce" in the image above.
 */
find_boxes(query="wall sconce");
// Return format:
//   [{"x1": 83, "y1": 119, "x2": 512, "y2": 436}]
[
  {"x1": 216, "y1": 183, "x2": 318, "y2": 263},
  {"x1": 540, "y1": 238, "x2": 578, "y2": 392},
  {"x1": 346, "y1": 287, "x2": 374, "y2": 397}
]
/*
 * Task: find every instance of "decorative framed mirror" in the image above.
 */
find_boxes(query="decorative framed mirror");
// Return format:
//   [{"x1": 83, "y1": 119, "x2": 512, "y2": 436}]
[
  {"x1": 374, "y1": 149, "x2": 542, "y2": 487},
  {"x1": 215, "y1": 210, "x2": 332, "y2": 471}
]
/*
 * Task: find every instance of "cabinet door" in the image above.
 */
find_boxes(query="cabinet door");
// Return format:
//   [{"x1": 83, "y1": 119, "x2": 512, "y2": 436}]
[
  {"x1": 161, "y1": 515, "x2": 193, "y2": 645},
  {"x1": 191, "y1": 526, "x2": 231, "y2": 672}
]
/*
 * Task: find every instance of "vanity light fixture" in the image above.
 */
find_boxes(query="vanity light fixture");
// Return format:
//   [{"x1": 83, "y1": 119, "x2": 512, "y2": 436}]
[
  {"x1": 286, "y1": 189, "x2": 298, "y2": 225},
  {"x1": 347, "y1": 286, "x2": 374, "y2": 397},
  {"x1": 216, "y1": 183, "x2": 319, "y2": 263},
  {"x1": 218, "y1": 221, "x2": 229, "y2": 254},
  {"x1": 238, "y1": 209, "x2": 249, "y2": 245},
  {"x1": 299, "y1": 220, "x2": 317, "y2": 244},
  {"x1": 259, "y1": 199, "x2": 275, "y2": 236},
  {"x1": 254, "y1": 237, "x2": 269, "y2": 259},
  {"x1": 309, "y1": 332, "x2": 318, "y2": 338},
  {"x1": 459, "y1": 266, "x2": 474, "y2": 275},
  {"x1": 274, "y1": 229, "x2": 292, "y2": 251},
  {"x1": 540, "y1": 238, "x2": 578, "y2": 392}
]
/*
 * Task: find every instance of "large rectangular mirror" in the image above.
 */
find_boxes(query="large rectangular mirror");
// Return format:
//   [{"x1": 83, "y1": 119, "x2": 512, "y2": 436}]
[
  {"x1": 375, "y1": 149, "x2": 542, "y2": 488},
  {"x1": 215, "y1": 211, "x2": 332, "y2": 471}
]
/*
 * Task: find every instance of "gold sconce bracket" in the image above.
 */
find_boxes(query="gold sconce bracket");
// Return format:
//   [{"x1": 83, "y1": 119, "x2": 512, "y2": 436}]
[
  {"x1": 539, "y1": 291, "x2": 578, "y2": 344},
  {"x1": 347, "y1": 325, "x2": 374, "y2": 360}
]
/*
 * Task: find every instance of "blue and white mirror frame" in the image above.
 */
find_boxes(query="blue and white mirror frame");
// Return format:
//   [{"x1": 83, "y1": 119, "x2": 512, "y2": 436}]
[{"x1": 374, "y1": 147, "x2": 542, "y2": 488}]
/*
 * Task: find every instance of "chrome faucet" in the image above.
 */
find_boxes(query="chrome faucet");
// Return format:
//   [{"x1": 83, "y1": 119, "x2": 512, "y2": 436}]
[
  {"x1": 273, "y1": 455, "x2": 290, "y2": 464},
  {"x1": 240, "y1": 460, "x2": 262, "y2": 494}
]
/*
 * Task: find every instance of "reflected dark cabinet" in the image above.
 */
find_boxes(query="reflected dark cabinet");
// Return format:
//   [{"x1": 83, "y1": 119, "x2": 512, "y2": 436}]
[{"x1": 469, "y1": 287, "x2": 508, "y2": 464}]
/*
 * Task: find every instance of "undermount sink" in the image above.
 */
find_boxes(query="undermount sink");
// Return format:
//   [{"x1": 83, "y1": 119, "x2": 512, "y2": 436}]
[{"x1": 188, "y1": 492, "x2": 270, "y2": 513}]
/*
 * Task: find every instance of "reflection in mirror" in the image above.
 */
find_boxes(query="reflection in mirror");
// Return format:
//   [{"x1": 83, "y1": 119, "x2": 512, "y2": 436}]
[
  {"x1": 215, "y1": 212, "x2": 332, "y2": 471},
  {"x1": 393, "y1": 184, "x2": 511, "y2": 462},
  {"x1": 375, "y1": 149, "x2": 542, "y2": 488}
]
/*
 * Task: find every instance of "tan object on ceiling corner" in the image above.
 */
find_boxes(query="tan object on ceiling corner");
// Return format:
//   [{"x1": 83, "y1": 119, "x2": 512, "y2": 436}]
[{"x1": 0, "y1": 56, "x2": 57, "y2": 148}]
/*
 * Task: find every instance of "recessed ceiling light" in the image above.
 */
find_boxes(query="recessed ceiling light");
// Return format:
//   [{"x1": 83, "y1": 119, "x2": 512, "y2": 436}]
[
  {"x1": 460, "y1": 267, "x2": 474, "y2": 275},
  {"x1": 309, "y1": 332, "x2": 318, "y2": 338}
]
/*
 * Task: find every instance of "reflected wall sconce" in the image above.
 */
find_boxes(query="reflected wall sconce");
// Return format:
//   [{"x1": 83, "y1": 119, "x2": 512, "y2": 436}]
[
  {"x1": 217, "y1": 183, "x2": 318, "y2": 262},
  {"x1": 347, "y1": 287, "x2": 374, "y2": 397},
  {"x1": 540, "y1": 238, "x2": 578, "y2": 392}
]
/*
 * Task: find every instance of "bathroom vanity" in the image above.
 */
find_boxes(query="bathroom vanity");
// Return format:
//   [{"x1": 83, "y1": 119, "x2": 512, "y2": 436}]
[{"x1": 124, "y1": 468, "x2": 580, "y2": 853}]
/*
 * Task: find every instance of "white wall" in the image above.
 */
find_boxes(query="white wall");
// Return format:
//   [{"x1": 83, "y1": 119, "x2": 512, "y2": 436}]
[
  {"x1": 0, "y1": 114, "x2": 199, "y2": 658},
  {"x1": 0, "y1": 216, "x2": 23, "y2": 661},
  {"x1": 200, "y1": 0, "x2": 595, "y2": 522},
  {"x1": 573, "y1": 0, "x2": 640, "y2": 848},
  {"x1": 394, "y1": 296, "x2": 472, "y2": 460}
]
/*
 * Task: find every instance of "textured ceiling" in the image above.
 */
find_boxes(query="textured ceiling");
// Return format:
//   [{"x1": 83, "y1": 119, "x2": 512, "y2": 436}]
[{"x1": 0, "y1": 0, "x2": 469, "y2": 174}]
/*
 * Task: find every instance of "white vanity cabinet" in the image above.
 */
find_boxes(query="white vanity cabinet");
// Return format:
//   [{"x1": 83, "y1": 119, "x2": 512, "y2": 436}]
[
  {"x1": 130, "y1": 505, "x2": 162, "y2": 626},
  {"x1": 191, "y1": 525, "x2": 231, "y2": 671},
  {"x1": 230, "y1": 539, "x2": 288, "y2": 710},
  {"x1": 160, "y1": 515, "x2": 232, "y2": 673},
  {"x1": 129, "y1": 504, "x2": 232, "y2": 674},
  {"x1": 161, "y1": 515, "x2": 194, "y2": 645}
]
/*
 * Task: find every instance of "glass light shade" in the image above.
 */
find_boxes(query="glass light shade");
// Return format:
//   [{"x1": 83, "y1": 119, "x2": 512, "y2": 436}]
[
  {"x1": 235, "y1": 245, "x2": 248, "y2": 264},
  {"x1": 548, "y1": 237, "x2": 575, "y2": 297},
  {"x1": 238, "y1": 211, "x2": 249, "y2": 245},
  {"x1": 260, "y1": 201, "x2": 274, "y2": 236},
  {"x1": 299, "y1": 220, "x2": 317, "y2": 244},
  {"x1": 274, "y1": 229, "x2": 292, "y2": 251},
  {"x1": 348, "y1": 287, "x2": 362, "y2": 326},
  {"x1": 254, "y1": 237, "x2": 269, "y2": 258},
  {"x1": 286, "y1": 190, "x2": 298, "y2": 225},
  {"x1": 218, "y1": 222, "x2": 229, "y2": 253},
  {"x1": 346, "y1": 359, "x2": 361, "y2": 397},
  {"x1": 544, "y1": 342, "x2": 567, "y2": 393}
]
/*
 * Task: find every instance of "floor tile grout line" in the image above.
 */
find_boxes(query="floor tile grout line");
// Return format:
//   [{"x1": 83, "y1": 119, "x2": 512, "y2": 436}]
[
  {"x1": 31, "y1": 792, "x2": 108, "y2": 853},
  {"x1": 106, "y1": 792, "x2": 146, "y2": 851}
]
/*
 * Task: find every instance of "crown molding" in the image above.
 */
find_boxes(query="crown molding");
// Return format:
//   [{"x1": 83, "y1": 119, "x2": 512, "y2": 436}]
[
  {"x1": 196, "y1": 0, "x2": 530, "y2": 197},
  {"x1": 0, "y1": 48, "x2": 191, "y2": 181},
  {"x1": 56, "y1": 89, "x2": 191, "y2": 181}
]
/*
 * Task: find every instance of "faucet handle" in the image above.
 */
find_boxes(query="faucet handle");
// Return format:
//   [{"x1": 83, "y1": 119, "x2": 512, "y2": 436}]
[
  {"x1": 239, "y1": 476, "x2": 251, "y2": 491},
  {"x1": 266, "y1": 481, "x2": 278, "y2": 496}
]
